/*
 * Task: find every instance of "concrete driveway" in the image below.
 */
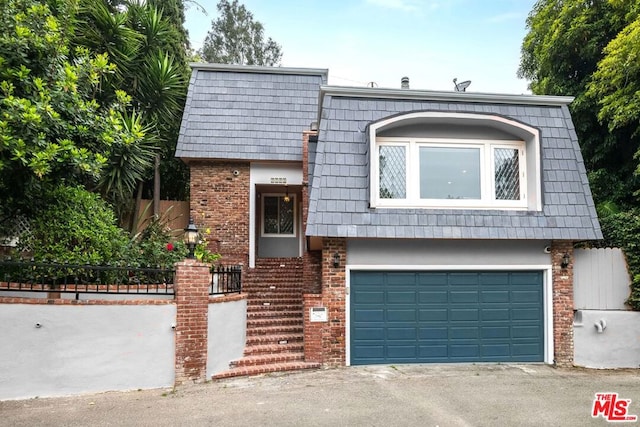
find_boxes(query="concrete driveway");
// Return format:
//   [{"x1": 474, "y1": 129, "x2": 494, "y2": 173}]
[{"x1": 1, "y1": 364, "x2": 639, "y2": 426}]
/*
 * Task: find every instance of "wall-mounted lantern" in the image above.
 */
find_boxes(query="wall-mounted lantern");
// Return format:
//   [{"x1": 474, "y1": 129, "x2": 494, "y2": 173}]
[
  {"x1": 560, "y1": 252, "x2": 570, "y2": 269},
  {"x1": 184, "y1": 218, "x2": 199, "y2": 259},
  {"x1": 332, "y1": 252, "x2": 340, "y2": 268}
]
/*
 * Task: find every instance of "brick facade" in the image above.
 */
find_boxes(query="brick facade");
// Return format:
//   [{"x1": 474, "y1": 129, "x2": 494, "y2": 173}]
[
  {"x1": 551, "y1": 240, "x2": 575, "y2": 367},
  {"x1": 303, "y1": 237, "x2": 347, "y2": 366},
  {"x1": 174, "y1": 259, "x2": 211, "y2": 385},
  {"x1": 190, "y1": 161, "x2": 250, "y2": 267}
]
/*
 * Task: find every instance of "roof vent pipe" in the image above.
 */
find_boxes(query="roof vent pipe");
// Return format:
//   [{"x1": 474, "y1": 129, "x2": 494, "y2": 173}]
[{"x1": 401, "y1": 77, "x2": 410, "y2": 89}]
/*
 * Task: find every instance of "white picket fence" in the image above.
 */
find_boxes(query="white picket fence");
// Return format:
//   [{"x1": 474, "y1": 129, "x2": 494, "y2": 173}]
[{"x1": 573, "y1": 247, "x2": 631, "y2": 310}]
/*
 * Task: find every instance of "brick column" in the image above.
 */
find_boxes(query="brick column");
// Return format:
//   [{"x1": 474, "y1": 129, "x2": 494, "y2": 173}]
[
  {"x1": 174, "y1": 259, "x2": 210, "y2": 385},
  {"x1": 302, "y1": 238, "x2": 347, "y2": 366},
  {"x1": 322, "y1": 237, "x2": 347, "y2": 366},
  {"x1": 551, "y1": 240, "x2": 574, "y2": 367}
]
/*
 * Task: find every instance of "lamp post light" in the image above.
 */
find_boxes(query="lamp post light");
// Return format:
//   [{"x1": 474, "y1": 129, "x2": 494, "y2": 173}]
[{"x1": 184, "y1": 218, "x2": 199, "y2": 259}]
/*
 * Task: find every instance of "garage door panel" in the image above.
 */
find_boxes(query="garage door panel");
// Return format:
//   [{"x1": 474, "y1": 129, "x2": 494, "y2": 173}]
[
  {"x1": 512, "y1": 325, "x2": 542, "y2": 339},
  {"x1": 450, "y1": 345, "x2": 480, "y2": 358},
  {"x1": 512, "y1": 343, "x2": 543, "y2": 356},
  {"x1": 352, "y1": 345, "x2": 385, "y2": 360},
  {"x1": 387, "y1": 327, "x2": 416, "y2": 340},
  {"x1": 388, "y1": 345, "x2": 417, "y2": 358},
  {"x1": 354, "y1": 328, "x2": 385, "y2": 340},
  {"x1": 481, "y1": 308, "x2": 510, "y2": 321},
  {"x1": 354, "y1": 291, "x2": 385, "y2": 304},
  {"x1": 419, "y1": 327, "x2": 448, "y2": 339},
  {"x1": 511, "y1": 307, "x2": 541, "y2": 321},
  {"x1": 387, "y1": 291, "x2": 417, "y2": 304},
  {"x1": 418, "y1": 291, "x2": 448, "y2": 303},
  {"x1": 417, "y1": 273, "x2": 448, "y2": 286},
  {"x1": 354, "y1": 309, "x2": 385, "y2": 322},
  {"x1": 481, "y1": 290, "x2": 509, "y2": 303},
  {"x1": 450, "y1": 326, "x2": 479, "y2": 339},
  {"x1": 450, "y1": 308, "x2": 479, "y2": 321},
  {"x1": 419, "y1": 308, "x2": 448, "y2": 321},
  {"x1": 449, "y1": 273, "x2": 481, "y2": 286},
  {"x1": 481, "y1": 326, "x2": 510, "y2": 339},
  {"x1": 450, "y1": 291, "x2": 479, "y2": 303},
  {"x1": 351, "y1": 271, "x2": 543, "y2": 365},
  {"x1": 482, "y1": 344, "x2": 510, "y2": 357},
  {"x1": 511, "y1": 290, "x2": 540, "y2": 303},
  {"x1": 419, "y1": 345, "x2": 448, "y2": 358},
  {"x1": 386, "y1": 273, "x2": 417, "y2": 286}
]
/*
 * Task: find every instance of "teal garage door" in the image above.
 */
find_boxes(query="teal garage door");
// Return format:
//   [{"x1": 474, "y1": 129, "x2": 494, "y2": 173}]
[{"x1": 350, "y1": 271, "x2": 544, "y2": 365}]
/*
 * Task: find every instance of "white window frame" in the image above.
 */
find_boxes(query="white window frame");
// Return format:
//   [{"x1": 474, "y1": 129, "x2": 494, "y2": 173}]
[
  {"x1": 374, "y1": 137, "x2": 527, "y2": 209},
  {"x1": 261, "y1": 193, "x2": 297, "y2": 237}
]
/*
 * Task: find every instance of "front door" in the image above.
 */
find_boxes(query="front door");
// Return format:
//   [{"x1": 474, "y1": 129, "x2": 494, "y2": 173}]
[{"x1": 257, "y1": 189, "x2": 301, "y2": 258}]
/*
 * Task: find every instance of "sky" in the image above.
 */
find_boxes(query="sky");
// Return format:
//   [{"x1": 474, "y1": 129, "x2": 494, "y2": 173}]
[{"x1": 184, "y1": 0, "x2": 538, "y2": 94}]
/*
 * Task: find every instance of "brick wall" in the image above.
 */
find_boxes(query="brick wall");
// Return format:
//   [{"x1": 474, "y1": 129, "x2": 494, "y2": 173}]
[
  {"x1": 174, "y1": 259, "x2": 211, "y2": 385},
  {"x1": 551, "y1": 240, "x2": 574, "y2": 367},
  {"x1": 303, "y1": 237, "x2": 347, "y2": 366},
  {"x1": 190, "y1": 161, "x2": 250, "y2": 267}
]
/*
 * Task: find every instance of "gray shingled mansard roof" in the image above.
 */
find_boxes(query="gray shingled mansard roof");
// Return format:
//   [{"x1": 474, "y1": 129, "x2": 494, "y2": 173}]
[
  {"x1": 306, "y1": 86, "x2": 603, "y2": 241},
  {"x1": 175, "y1": 63, "x2": 327, "y2": 162}
]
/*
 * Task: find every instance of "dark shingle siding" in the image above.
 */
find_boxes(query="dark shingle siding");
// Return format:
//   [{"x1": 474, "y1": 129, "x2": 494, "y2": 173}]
[
  {"x1": 176, "y1": 67, "x2": 326, "y2": 162},
  {"x1": 307, "y1": 95, "x2": 602, "y2": 241}
]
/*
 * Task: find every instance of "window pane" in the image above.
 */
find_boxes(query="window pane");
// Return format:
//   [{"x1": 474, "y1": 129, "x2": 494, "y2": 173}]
[
  {"x1": 264, "y1": 197, "x2": 279, "y2": 234},
  {"x1": 279, "y1": 197, "x2": 294, "y2": 234},
  {"x1": 494, "y1": 148, "x2": 520, "y2": 200},
  {"x1": 379, "y1": 146, "x2": 406, "y2": 199},
  {"x1": 420, "y1": 147, "x2": 481, "y2": 199}
]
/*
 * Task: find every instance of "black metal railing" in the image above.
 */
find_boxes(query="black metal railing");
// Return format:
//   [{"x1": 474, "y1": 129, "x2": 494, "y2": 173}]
[
  {"x1": 0, "y1": 260, "x2": 175, "y2": 299},
  {"x1": 210, "y1": 265, "x2": 242, "y2": 295}
]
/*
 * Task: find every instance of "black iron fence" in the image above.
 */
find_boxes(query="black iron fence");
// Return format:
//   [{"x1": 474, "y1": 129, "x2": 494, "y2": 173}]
[
  {"x1": 0, "y1": 259, "x2": 175, "y2": 299},
  {"x1": 0, "y1": 260, "x2": 243, "y2": 299},
  {"x1": 210, "y1": 265, "x2": 242, "y2": 295}
]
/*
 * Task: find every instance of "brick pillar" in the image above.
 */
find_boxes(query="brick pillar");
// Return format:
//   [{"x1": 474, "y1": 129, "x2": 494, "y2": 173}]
[
  {"x1": 174, "y1": 259, "x2": 210, "y2": 385},
  {"x1": 322, "y1": 237, "x2": 347, "y2": 366},
  {"x1": 303, "y1": 238, "x2": 347, "y2": 366},
  {"x1": 551, "y1": 240, "x2": 574, "y2": 367}
]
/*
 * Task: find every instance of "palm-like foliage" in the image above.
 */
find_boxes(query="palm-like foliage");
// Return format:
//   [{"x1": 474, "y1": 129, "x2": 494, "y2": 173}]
[
  {"x1": 99, "y1": 110, "x2": 157, "y2": 215},
  {"x1": 74, "y1": 0, "x2": 189, "y2": 222}
]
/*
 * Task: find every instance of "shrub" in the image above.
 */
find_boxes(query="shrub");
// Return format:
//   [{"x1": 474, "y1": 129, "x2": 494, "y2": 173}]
[
  {"x1": 128, "y1": 212, "x2": 188, "y2": 268},
  {"x1": 19, "y1": 185, "x2": 130, "y2": 265}
]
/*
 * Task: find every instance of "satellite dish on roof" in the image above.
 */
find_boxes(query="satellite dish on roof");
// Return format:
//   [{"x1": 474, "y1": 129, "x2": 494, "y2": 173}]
[{"x1": 453, "y1": 78, "x2": 471, "y2": 92}]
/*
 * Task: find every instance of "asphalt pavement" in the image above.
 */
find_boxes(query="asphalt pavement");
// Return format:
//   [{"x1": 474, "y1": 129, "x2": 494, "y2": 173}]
[{"x1": 1, "y1": 364, "x2": 639, "y2": 426}]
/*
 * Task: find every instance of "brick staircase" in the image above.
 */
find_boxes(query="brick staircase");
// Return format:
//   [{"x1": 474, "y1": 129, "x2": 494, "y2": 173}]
[{"x1": 212, "y1": 258, "x2": 320, "y2": 379}]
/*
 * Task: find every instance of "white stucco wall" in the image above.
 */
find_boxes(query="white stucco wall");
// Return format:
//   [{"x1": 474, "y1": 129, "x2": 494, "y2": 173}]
[
  {"x1": 348, "y1": 239, "x2": 551, "y2": 266},
  {"x1": 207, "y1": 298, "x2": 247, "y2": 376},
  {"x1": 574, "y1": 310, "x2": 640, "y2": 369},
  {"x1": 0, "y1": 304, "x2": 175, "y2": 400}
]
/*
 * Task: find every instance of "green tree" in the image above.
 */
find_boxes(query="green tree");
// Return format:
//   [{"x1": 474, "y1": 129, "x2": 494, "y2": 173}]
[
  {"x1": 518, "y1": 0, "x2": 639, "y2": 213},
  {"x1": 0, "y1": 0, "x2": 153, "y2": 225},
  {"x1": 200, "y1": 0, "x2": 282, "y2": 66},
  {"x1": 75, "y1": 0, "x2": 190, "y2": 217}
]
